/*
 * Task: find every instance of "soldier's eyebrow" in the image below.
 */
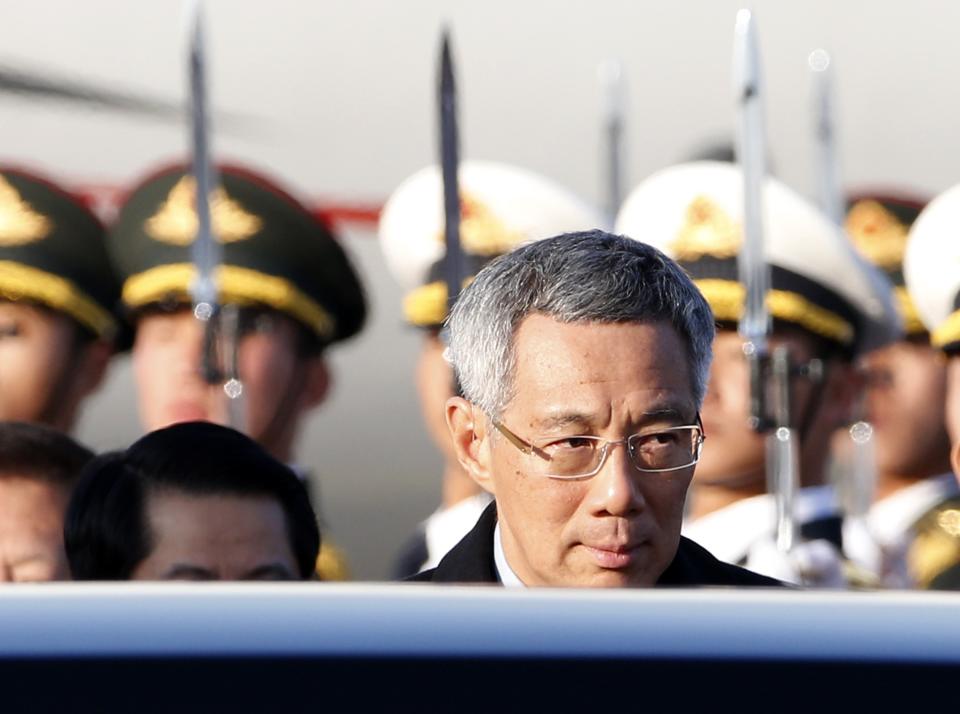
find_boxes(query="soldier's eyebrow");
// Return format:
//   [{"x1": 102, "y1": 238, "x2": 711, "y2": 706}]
[
  {"x1": 243, "y1": 564, "x2": 297, "y2": 581},
  {"x1": 162, "y1": 564, "x2": 217, "y2": 580}
]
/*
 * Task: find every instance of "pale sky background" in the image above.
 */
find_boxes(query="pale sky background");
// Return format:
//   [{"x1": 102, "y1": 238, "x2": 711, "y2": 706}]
[{"x1": 2, "y1": 0, "x2": 957, "y2": 577}]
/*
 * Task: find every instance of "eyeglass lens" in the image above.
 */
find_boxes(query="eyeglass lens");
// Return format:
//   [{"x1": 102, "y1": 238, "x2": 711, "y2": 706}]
[{"x1": 543, "y1": 428, "x2": 702, "y2": 477}]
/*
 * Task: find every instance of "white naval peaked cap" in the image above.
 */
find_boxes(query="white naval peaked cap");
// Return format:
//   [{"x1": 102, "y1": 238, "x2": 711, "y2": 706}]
[
  {"x1": 614, "y1": 161, "x2": 900, "y2": 356},
  {"x1": 379, "y1": 160, "x2": 602, "y2": 327},
  {"x1": 904, "y1": 182, "x2": 960, "y2": 352}
]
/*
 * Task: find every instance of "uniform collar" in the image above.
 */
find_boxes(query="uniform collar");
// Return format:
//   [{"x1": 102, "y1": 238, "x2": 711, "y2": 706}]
[
  {"x1": 867, "y1": 473, "x2": 959, "y2": 546},
  {"x1": 493, "y1": 522, "x2": 526, "y2": 588},
  {"x1": 682, "y1": 485, "x2": 840, "y2": 563}
]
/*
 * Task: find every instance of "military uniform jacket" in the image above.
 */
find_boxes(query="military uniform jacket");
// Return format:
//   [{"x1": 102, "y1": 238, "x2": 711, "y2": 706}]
[{"x1": 409, "y1": 502, "x2": 781, "y2": 586}]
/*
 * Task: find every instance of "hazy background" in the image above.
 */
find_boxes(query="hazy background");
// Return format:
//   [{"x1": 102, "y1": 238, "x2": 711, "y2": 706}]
[{"x1": 3, "y1": 0, "x2": 957, "y2": 577}]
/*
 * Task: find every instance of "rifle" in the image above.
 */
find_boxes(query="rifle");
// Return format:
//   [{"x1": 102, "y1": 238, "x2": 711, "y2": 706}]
[
  {"x1": 187, "y1": 0, "x2": 244, "y2": 427},
  {"x1": 598, "y1": 58, "x2": 625, "y2": 229},
  {"x1": 734, "y1": 9, "x2": 798, "y2": 554},
  {"x1": 809, "y1": 48, "x2": 878, "y2": 559},
  {"x1": 438, "y1": 29, "x2": 464, "y2": 324}
]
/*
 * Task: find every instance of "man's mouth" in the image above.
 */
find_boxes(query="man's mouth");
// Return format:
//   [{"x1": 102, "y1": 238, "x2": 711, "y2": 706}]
[{"x1": 582, "y1": 543, "x2": 644, "y2": 569}]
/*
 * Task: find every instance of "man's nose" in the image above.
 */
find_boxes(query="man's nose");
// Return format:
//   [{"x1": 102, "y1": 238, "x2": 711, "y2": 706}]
[{"x1": 587, "y1": 442, "x2": 646, "y2": 517}]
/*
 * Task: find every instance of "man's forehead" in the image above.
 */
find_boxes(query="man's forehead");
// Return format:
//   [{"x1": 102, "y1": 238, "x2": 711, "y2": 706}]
[
  {"x1": 511, "y1": 316, "x2": 692, "y2": 379},
  {"x1": 528, "y1": 396, "x2": 696, "y2": 426},
  {"x1": 506, "y1": 316, "x2": 696, "y2": 422}
]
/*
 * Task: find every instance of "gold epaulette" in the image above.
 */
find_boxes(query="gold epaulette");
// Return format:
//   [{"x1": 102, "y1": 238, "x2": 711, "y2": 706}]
[
  {"x1": 907, "y1": 496, "x2": 960, "y2": 589},
  {"x1": 315, "y1": 541, "x2": 351, "y2": 582}
]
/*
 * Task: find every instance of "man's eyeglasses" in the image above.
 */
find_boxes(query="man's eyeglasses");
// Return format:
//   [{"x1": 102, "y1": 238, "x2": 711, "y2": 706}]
[{"x1": 491, "y1": 416, "x2": 705, "y2": 480}]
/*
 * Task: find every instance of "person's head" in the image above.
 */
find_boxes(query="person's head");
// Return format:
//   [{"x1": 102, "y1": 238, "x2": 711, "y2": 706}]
[
  {"x1": 846, "y1": 194, "x2": 951, "y2": 482},
  {"x1": 946, "y1": 357, "x2": 960, "y2": 472},
  {"x1": 64, "y1": 421, "x2": 320, "y2": 581},
  {"x1": 0, "y1": 422, "x2": 94, "y2": 582},
  {"x1": 379, "y1": 161, "x2": 602, "y2": 468},
  {"x1": 702, "y1": 326, "x2": 858, "y2": 492},
  {"x1": 130, "y1": 304, "x2": 331, "y2": 462},
  {"x1": 860, "y1": 339, "x2": 951, "y2": 479},
  {"x1": 414, "y1": 330, "x2": 459, "y2": 462},
  {"x1": 444, "y1": 230, "x2": 713, "y2": 587},
  {"x1": 109, "y1": 163, "x2": 366, "y2": 461},
  {"x1": 616, "y1": 162, "x2": 900, "y2": 498},
  {"x1": 904, "y1": 183, "x2": 960, "y2": 478},
  {"x1": 0, "y1": 168, "x2": 120, "y2": 431}
]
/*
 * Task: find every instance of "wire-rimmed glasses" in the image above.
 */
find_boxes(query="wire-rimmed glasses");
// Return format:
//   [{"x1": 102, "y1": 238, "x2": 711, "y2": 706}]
[{"x1": 492, "y1": 416, "x2": 705, "y2": 480}]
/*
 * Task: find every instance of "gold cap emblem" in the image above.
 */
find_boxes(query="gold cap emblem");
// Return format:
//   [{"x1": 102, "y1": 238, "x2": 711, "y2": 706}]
[
  {"x1": 844, "y1": 200, "x2": 908, "y2": 270},
  {"x1": 0, "y1": 175, "x2": 52, "y2": 247},
  {"x1": 146, "y1": 176, "x2": 263, "y2": 245},
  {"x1": 435, "y1": 193, "x2": 524, "y2": 256},
  {"x1": 669, "y1": 196, "x2": 741, "y2": 261}
]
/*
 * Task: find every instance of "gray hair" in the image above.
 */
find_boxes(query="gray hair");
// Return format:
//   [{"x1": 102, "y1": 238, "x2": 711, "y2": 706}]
[{"x1": 445, "y1": 230, "x2": 715, "y2": 417}]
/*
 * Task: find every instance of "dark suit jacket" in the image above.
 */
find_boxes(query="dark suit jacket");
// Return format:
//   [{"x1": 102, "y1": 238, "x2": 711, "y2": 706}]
[{"x1": 409, "y1": 502, "x2": 782, "y2": 586}]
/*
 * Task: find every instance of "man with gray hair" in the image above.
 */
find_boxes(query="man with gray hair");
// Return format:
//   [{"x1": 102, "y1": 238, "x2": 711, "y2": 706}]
[{"x1": 411, "y1": 230, "x2": 778, "y2": 586}]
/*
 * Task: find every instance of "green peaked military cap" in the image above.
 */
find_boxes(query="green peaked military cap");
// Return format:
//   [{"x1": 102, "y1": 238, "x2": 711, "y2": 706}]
[
  {"x1": 0, "y1": 166, "x2": 120, "y2": 340},
  {"x1": 108, "y1": 163, "x2": 366, "y2": 346}
]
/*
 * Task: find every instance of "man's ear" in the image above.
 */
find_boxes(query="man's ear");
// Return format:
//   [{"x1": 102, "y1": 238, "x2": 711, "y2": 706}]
[
  {"x1": 302, "y1": 356, "x2": 331, "y2": 410},
  {"x1": 446, "y1": 396, "x2": 494, "y2": 495}
]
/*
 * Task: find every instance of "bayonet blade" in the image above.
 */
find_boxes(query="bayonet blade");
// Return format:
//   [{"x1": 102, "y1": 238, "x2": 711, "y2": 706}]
[
  {"x1": 439, "y1": 29, "x2": 463, "y2": 318},
  {"x1": 733, "y1": 9, "x2": 770, "y2": 352},
  {"x1": 598, "y1": 58, "x2": 625, "y2": 229},
  {"x1": 188, "y1": 0, "x2": 219, "y2": 324},
  {"x1": 809, "y1": 49, "x2": 844, "y2": 227}
]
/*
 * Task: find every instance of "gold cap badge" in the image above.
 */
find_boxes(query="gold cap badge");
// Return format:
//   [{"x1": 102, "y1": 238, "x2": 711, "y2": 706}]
[
  {"x1": 435, "y1": 193, "x2": 524, "y2": 256},
  {"x1": 844, "y1": 200, "x2": 908, "y2": 270},
  {"x1": 145, "y1": 176, "x2": 263, "y2": 245},
  {"x1": 0, "y1": 175, "x2": 52, "y2": 247},
  {"x1": 669, "y1": 196, "x2": 741, "y2": 261}
]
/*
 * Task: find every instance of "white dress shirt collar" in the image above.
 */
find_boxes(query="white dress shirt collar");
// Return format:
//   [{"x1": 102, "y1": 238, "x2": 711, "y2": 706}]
[{"x1": 493, "y1": 522, "x2": 526, "y2": 587}]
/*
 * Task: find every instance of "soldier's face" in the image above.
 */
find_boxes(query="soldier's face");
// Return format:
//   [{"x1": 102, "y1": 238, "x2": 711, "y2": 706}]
[
  {"x1": 946, "y1": 355, "x2": 960, "y2": 478},
  {"x1": 132, "y1": 306, "x2": 328, "y2": 461},
  {"x1": 695, "y1": 329, "x2": 852, "y2": 493},
  {"x1": 0, "y1": 476, "x2": 71, "y2": 582},
  {"x1": 416, "y1": 332, "x2": 458, "y2": 463},
  {"x1": 861, "y1": 340, "x2": 951, "y2": 479},
  {"x1": 0, "y1": 301, "x2": 109, "y2": 430},
  {"x1": 130, "y1": 489, "x2": 299, "y2": 581},
  {"x1": 452, "y1": 316, "x2": 697, "y2": 587}
]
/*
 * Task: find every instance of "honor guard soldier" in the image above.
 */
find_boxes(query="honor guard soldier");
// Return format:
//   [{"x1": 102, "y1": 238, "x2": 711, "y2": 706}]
[
  {"x1": 379, "y1": 160, "x2": 602, "y2": 577},
  {"x1": 616, "y1": 161, "x2": 899, "y2": 583},
  {"x1": 903, "y1": 185, "x2": 960, "y2": 589},
  {"x1": 841, "y1": 193, "x2": 956, "y2": 587},
  {"x1": 0, "y1": 167, "x2": 119, "y2": 431},
  {"x1": 108, "y1": 163, "x2": 366, "y2": 580}
]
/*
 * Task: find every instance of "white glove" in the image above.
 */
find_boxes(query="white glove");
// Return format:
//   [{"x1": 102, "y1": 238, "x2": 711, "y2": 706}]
[{"x1": 745, "y1": 537, "x2": 848, "y2": 588}]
